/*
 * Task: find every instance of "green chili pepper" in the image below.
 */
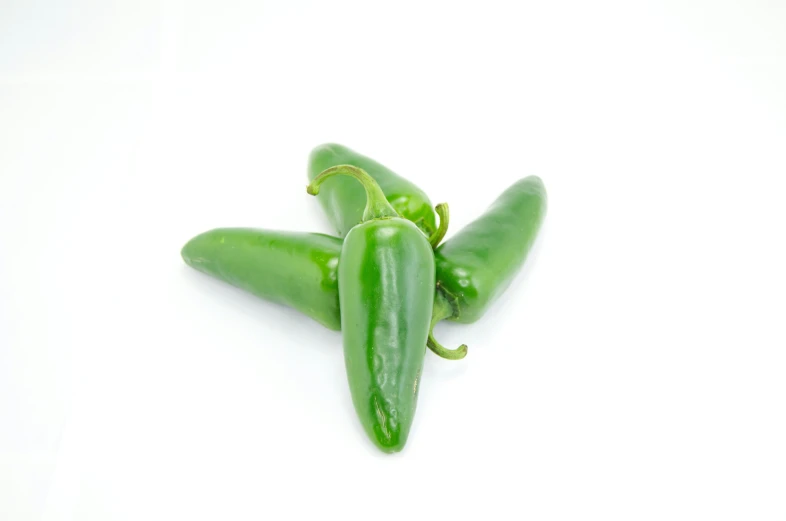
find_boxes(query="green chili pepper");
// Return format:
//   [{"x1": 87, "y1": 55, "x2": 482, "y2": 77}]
[
  {"x1": 308, "y1": 143, "x2": 439, "y2": 239},
  {"x1": 428, "y1": 176, "x2": 547, "y2": 354},
  {"x1": 181, "y1": 178, "x2": 544, "y2": 359},
  {"x1": 181, "y1": 226, "x2": 461, "y2": 358},
  {"x1": 181, "y1": 229, "x2": 342, "y2": 330},
  {"x1": 307, "y1": 165, "x2": 434, "y2": 453}
]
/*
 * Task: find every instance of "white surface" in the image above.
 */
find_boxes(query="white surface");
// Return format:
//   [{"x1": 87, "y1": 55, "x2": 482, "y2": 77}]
[{"x1": 2, "y1": 1, "x2": 785, "y2": 519}]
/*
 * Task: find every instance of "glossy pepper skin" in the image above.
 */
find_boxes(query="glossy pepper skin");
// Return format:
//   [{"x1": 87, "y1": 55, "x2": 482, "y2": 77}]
[
  {"x1": 181, "y1": 228, "x2": 342, "y2": 330},
  {"x1": 308, "y1": 143, "x2": 437, "y2": 238},
  {"x1": 308, "y1": 165, "x2": 435, "y2": 453},
  {"x1": 433, "y1": 176, "x2": 547, "y2": 325}
]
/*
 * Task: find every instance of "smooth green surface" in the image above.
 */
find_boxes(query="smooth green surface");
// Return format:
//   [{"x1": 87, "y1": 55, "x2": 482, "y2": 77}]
[
  {"x1": 181, "y1": 228, "x2": 342, "y2": 330},
  {"x1": 308, "y1": 165, "x2": 434, "y2": 453},
  {"x1": 307, "y1": 143, "x2": 437, "y2": 237},
  {"x1": 434, "y1": 176, "x2": 547, "y2": 324},
  {"x1": 339, "y1": 219, "x2": 434, "y2": 452}
]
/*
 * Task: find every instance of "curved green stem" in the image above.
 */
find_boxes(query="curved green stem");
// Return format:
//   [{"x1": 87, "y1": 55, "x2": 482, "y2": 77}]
[
  {"x1": 428, "y1": 203, "x2": 450, "y2": 249},
  {"x1": 307, "y1": 165, "x2": 399, "y2": 222},
  {"x1": 427, "y1": 291, "x2": 467, "y2": 360}
]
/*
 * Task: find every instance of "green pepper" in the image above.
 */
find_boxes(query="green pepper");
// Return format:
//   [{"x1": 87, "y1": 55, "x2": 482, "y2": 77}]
[
  {"x1": 181, "y1": 229, "x2": 342, "y2": 330},
  {"x1": 181, "y1": 177, "x2": 545, "y2": 358},
  {"x1": 179, "y1": 226, "x2": 458, "y2": 358},
  {"x1": 428, "y1": 176, "x2": 547, "y2": 353},
  {"x1": 307, "y1": 165, "x2": 434, "y2": 453},
  {"x1": 308, "y1": 143, "x2": 438, "y2": 239}
]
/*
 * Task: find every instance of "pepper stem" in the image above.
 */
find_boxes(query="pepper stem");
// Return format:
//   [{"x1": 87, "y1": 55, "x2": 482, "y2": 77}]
[
  {"x1": 427, "y1": 292, "x2": 467, "y2": 360},
  {"x1": 428, "y1": 203, "x2": 450, "y2": 249},
  {"x1": 307, "y1": 165, "x2": 399, "y2": 221}
]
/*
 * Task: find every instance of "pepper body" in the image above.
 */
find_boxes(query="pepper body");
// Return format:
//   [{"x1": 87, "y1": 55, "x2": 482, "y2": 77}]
[
  {"x1": 308, "y1": 165, "x2": 435, "y2": 453},
  {"x1": 308, "y1": 143, "x2": 437, "y2": 237},
  {"x1": 340, "y1": 219, "x2": 434, "y2": 452},
  {"x1": 181, "y1": 228, "x2": 342, "y2": 330},
  {"x1": 434, "y1": 176, "x2": 547, "y2": 323}
]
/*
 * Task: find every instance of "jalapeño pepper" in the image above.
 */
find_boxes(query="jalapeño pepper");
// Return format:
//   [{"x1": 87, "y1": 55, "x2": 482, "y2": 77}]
[
  {"x1": 181, "y1": 229, "x2": 342, "y2": 330},
  {"x1": 307, "y1": 165, "x2": 435, "y2": 453},
  {"x1": 428, "y1": 176, "x2": 547, "y2": 353},
  {"x1": 308, "y1": 143, "x2": 439, "y2": 239}
]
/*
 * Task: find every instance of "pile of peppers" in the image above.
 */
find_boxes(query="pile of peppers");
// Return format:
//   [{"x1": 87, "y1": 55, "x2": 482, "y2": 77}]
[{"x1": 181, "y1": 144, "x2": 547, "y2": 453}]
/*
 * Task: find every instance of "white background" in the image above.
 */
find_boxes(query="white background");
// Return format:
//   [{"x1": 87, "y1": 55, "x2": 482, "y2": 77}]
[{"x1": 2, "y1": 1, "x2": 785, "y2": 519}]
